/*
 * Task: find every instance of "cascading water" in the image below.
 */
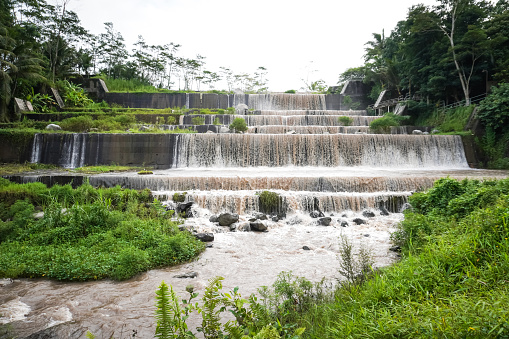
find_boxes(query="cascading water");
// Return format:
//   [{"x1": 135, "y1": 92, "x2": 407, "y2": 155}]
[{"x1": 8, "y1": 92, "x2": 501, "y2": 339}]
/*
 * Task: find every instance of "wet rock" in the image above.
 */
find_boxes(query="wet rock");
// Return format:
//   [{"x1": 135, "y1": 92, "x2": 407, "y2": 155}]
[
  {"x1": 219, "y1": 126, "x2": 230, "y2": 133},
  {"x1": 209, "y1": 215, "x2": 219, "y2": 223},
  {"x1": 286, "y1": 130, "x2": 297, "y2": 134},
  {"x1": 194, "y1": 233, "x2": 214, "y2": 242},
  {"x1": 176, "y1": 202, "x2": 194, "y2": 218},
  {"x1": 236, "y1": 222, "x2": 251, "y2": 232},
  {"x1": 431, "y1": 129, "x2": 440, "y2": 134},
  {"x1": 173, "y1": 272, "x2": 198, "y2": 278},
  {"x1": 310, "y1": 210, "x2": 324, "y2": 218},
  {"x1": 423, "y1": 131, "x2": 429, "y2": 135},
  {"x1": 389, "y1": 246, "x2": 401, "y2": 252},
  {"x1": 286, "y1": 216, "x2": 303, "y2": 225},
  {"x1": 379, "y1": 206, "x2": 390, "y2": 216},
  {"x1": 139, "y1": 125, "x2": 150, "y2": 131},
  {"x1": 250, "y1": 221, "x2": 268, "y2": 232},
  {"x1": 206, "y1": 243, "x2": 213, "y2": 248},
  {"x1": 412, "y1": 129, "x2": 423, "y2": 135},
  {"x1": 229, "y1": 223, "x2": 237, "y2": 231},
  {"x1": 46, "y1": 123, "x2": 62, "y2": 131},
  {"x1": 218, "y1": 213, "x2": 239, "y2": 226},
  {"x1": 341, "y1": 214, "x2": 348, "y2": 218},
  {"x1": 340, "y1": 221, "x2": 349, "y2": 227},
  {"x1": 248, "y1": 218, "x2": 257, "y2": 222},
  {"x1": 400, "y1": 203, "x2": 413, "y2": 213},
  {"x1": 362, "y1": 210, "x2": 375, "y2": 218},
  {"x1": 352, "y1": 218, "x2": 366, "y2": 225},
  {"x1": 302, "y1": 246, "x2": 311, "y2": 251},
  {"x1": 206, "y1": 130, "x2": 215, "y2": 133},
  {"x1": 364, "y1": 234, "x2": 370, "y2": 237},
  {"x1": 318, "y1": 217, "x2": 332, "y2": 226},
  {"x1": 253, "y1": 213, "x2": 268, "y2": 220}
]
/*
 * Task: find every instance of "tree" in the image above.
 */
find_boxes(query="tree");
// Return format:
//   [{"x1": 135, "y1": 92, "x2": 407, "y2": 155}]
[
  {"x1": 432, "y1": 0, "x2": 491, "y2": 104},
  {"x1": 97, "y1": 22, "x2": 128, "y2": 78}
]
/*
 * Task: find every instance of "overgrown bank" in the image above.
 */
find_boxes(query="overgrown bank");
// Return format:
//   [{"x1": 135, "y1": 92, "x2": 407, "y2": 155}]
[{"x1": 0, "y1": 179, "x2": 205, "y2": 281}]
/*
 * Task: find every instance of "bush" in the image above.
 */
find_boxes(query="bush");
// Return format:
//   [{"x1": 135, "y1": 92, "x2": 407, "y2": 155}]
[
  {"x1": 478, "y1": 82, "x2": 509, "y2": 134},
  {"x1": 258, "y1": 190, "x2": 281, "y2": 214},
  {"x1": 191, "y1": 116, "x2": 205, "y2": 125},
  {"x1": 285, "y1": 89, "x2": 296, "y2": 94},
  {"x1": 229, "y1": 117, "x2": 248, "y2": 133},
  {"x1": 338, "y1": 116, "x2": 353, "y2": 126},
  {"x1": 59, "y1": 115, "x2": 94, "y2": 132},
  {"x1": 369, "y1": 112, "x2": 408, "y2": 133}
]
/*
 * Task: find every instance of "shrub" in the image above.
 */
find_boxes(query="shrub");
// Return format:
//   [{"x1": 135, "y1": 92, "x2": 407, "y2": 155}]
[
  {"x1": 258, "y1": 190, "x2": 281, "y2": 214},
  {"x1": 191, "y1": 116, "x2": 205, "y2": 125},
  {"x1": 173, "y1": 192, "x2": 187, "y2": 203},
  {"x1": 59, "y1": 115, "x2": 94, "y2": 132},
  {"x1": 369, "y1": 112, "x2": 408, "y2": 133},
  {"x1": 338, "y1": 116, "x2": 353, "y2": 126},
  {"x1": 478, "y1": 82, "x2": 509, "y2": 134},
  {"x1": 285, "y1": 89, "x2": 296, "y2": 94},
  {"x1": 229, "y1": 118, "x2": 248, "y2": 133}
]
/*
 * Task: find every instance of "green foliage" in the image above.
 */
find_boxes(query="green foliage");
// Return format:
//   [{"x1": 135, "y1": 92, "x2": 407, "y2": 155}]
[
  {"x1": 172, "y1": 192, "x2": 187, "y2": 203},
  {"x1": 0, "y1": 181, "x2": 205, "y2": 281},
  {"x1": 229, "y1": 117, "x2": 248, "y2": 133},
  {"x1": 258, "y1": 191, "x2": 281, "y2": 214},
  {"x1": 337, "y1": 116, "x2": 353, "y2": 126},
  {"x1": 26, "y1": 92, "x2": 57, "y2": 113},
  {"x1": 152, "y1": 276, "x2": 305, "y2": 339},
  {"x1": 56, "y1": 80, "x2": 93, "y2": 107},
  {"x1": 478, "y1": 83, "x2": 509, "y2": 134},
  {"x1": 284, "y1": 90, "x2": 296, "y2": 94},
  {"x1": 58, "y1": 114, "x2": 135, "y2": 132},
  {"x1": 369, "y1": 112, "x2": 408, "y2": 133},
  {"x1": 138, "y1": 170, "x2": 153, "y2": 175},
  {"x1": 191, "y1": 116, "x2": 205, "y2": 125},
  {"x1": 213, "y1": 117, "x2": 221, "y2": 125},
  {"x1": 477, "y1": 128, "x2": 509, "y2": 169},
  {"x1": 226, "y1": 107, "x2": 235, "y2": 114}
]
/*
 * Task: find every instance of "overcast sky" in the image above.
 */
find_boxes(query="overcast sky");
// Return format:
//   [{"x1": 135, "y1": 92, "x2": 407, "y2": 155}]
[{"x1": 65, "y1": 0, "x2": 441, "y2": 91}]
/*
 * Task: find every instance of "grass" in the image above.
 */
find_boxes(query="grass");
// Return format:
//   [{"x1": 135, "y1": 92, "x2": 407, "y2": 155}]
[
  {"x1": 0, "y1": 163, "x2": 60, "y2": 175},
  {"x1": 414, "y1": 105, "x2": 475, "y2": 133},
  {"x1": 0, "y1": 179, "x2": 205, "y2": 281},
  {"x1": 73, "y1": 165, "x2": 150, "y2": 174}
]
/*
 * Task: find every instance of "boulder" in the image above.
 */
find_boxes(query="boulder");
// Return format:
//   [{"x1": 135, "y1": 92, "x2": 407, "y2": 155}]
[
  {"x1": 309, "y1": 210, "x2": 324, "y2": 218},
  {"x1": 250, "y1": 221, "x2": 268, "y2": 232},
  {"x1": 176, "y1": 202, "x2": 194, "y2": 218},
  {"x1": 412, "y1": 129, "x2": 423, "y2": 135},
  {"x1": 253, "y1": 212, "x2": 268, "y2": 220},
  {"x1": 286, "y1": 130, "x2": 297, "y2": 135},
  {"x1": 139, "y1": 125, "x2": 150, "y2": 131},
  {"x1": 362, "y1": 210, "x2": 375, "y2": 218},
  {"x1": 352, "y1": 218, "x2": 366, "y2": 225},
  {"x1": 379, "y1": 206, "x2": 390, "y2": 216},
  {"x1": 45, "y1": 123, "x2": 62, "y2": 131},
  {"x1": 423, "y1": 131, "x2": 429, "y2": 135},
  {"x1": 318, "y1": 217, "x2": 332, "y2": 226},
  {"x1": 302, "y1": 246, "x2": 311, "y2": 251},
  {"x1": 431, "y1": 129, "x2": 440, "y2": 134},
  {"x1": 236, "y1": 222, "x2": 251, "y2": 232},
  {"x1": 173, "y1": 272, "x2": 198, "y2": 278},
  {"x1": 194, "y1": 233, "x2": 214, "y2": 242},
  {"x1": 219, "y1": 126, "x2": 230, "y2": 133},
  {"x1": 389, "y1": 246, "x2": 401, "y2": 252},
  {"x1": 340, "y1": 221, "x2": 349, "y2": 227},
  {"x1": 218, "y1": 213, "x2": 239, "y2": 226},
  {"x1": 209, "y1": 215, "x2": 219, "y2": 223}
]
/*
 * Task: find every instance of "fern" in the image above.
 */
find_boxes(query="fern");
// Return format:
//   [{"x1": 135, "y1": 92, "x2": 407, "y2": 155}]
[{"x1": 155, "y1": 281, "x2": 173, "y2": 339}]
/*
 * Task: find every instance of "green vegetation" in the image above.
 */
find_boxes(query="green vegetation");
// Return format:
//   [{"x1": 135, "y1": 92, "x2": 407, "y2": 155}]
[
  {"x1": 152, "y1": 277, "x2": 305, "y2": 339},
  {"x1": 229, "y1": 117, "x2": 248, "y2": 133},
  {"x1": 0, "y1": 163, "x2": 59, "y2": 175},
  {"x1": 191, "y1": 116, "x2": 205, "y2": 125},
  {"x1": 137, "y1": 170, "x2": 153, "y2": 175},
  {"x1": 337, "y1": 116, "x2": 353, "y2": 126},
  {"x1": 369, "y1": 112, "x2": 408, "y2": 133},
  {"x1": 0, "y1": 179, "x2": 204, "y2": 281},
  {"x1": 258, "y1": 190, "x2": 281, "y2": 214},
  {"x1": 413, "y1": 105, "x2": 475, "y2": 133},
  {"x1": 172, "y1": 192, "x2": 187, "y2": 203},
  {"x1": 74, "y1": 165, "x2": 148, "y2": 174},
  {"x1": 285, "y1": 90, "x2": 296, "y2": 94},
  {"x1": 342, "y1": 95, "x2": 361, "y2": 110}
]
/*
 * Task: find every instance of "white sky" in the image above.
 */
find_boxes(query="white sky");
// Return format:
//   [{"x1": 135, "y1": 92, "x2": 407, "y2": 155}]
[{"x1": 66, "y1": 0, "x2": 440, "y2": 91}]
